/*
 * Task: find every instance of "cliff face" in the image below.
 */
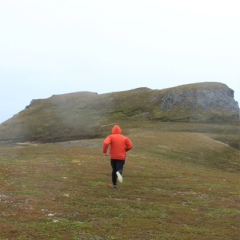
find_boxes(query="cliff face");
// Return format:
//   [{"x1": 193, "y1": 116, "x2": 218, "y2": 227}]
[
  {"x1": 0, "y1": 82, "x2": 239, "y2": 143},
  {"x1": 154, "y1": 83, "x2": 239, "y2": 121}
]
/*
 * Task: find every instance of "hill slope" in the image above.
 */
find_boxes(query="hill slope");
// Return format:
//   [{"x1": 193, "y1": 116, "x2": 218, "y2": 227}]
[
  {"x1": 0, "y1": 82, "x2": 239, "y2": 143},
  {"x1": 0, "y1": 125, "x2": 240, "y2": 239}
]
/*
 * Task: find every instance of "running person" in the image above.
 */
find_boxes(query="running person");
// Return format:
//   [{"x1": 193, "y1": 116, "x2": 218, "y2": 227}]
[{"x1": 103, "y1": 125, "x2": 132, "y2": 188}]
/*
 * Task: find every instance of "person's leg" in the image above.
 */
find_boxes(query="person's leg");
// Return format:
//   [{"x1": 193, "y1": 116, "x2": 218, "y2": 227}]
[
  {"x1": 110, "y1": 160, "x2": 117, "y2": 186},
  {"x1": 116, "y1": 160, "x2": 125, "y2": 175},
  {"x1": 116, "y1": 160, "x2": 125, "y2": 182}
]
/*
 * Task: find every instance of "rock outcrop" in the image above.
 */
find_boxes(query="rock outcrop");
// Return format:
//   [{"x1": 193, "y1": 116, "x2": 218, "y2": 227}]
[{"x1": 153, "y1": 82, "x2": 239, "y2": 121}]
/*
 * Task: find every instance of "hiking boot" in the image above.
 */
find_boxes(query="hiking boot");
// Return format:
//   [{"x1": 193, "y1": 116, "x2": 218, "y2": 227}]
[
  {"x1": 113, "y1": 185, "x2": 117, "y2": 189},
  {"x1": 116, "y1": 171, "x2": 123, "y2": 183}
]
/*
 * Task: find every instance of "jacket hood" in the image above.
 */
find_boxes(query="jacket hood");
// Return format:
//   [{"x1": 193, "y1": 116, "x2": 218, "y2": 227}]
[{"x1": 112, "y1": 125, "x2": 122, "y2": 134}]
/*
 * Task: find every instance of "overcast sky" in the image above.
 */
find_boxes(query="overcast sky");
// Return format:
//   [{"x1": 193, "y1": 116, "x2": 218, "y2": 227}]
[{"x1": 0, "y1": 0, "x2": 239, "y2": 123}]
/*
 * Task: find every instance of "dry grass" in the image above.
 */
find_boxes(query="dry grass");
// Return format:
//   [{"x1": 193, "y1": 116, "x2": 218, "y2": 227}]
[{"x1": 0, "y1": 124, "x2": 240, "y2": 239}]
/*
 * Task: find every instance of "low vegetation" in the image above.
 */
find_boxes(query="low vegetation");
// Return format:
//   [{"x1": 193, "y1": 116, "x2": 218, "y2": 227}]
[
  {"x1": 0, "y1": 82, "x2": 239, "y2": 143},
  {"x1": 0, "y1": 122, "x2": 239, "y2": 239}
]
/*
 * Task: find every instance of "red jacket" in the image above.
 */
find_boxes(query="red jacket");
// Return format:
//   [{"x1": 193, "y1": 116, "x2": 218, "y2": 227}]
[{"x1": 103, "y1": 125, "x2": 132, "y2": 160}]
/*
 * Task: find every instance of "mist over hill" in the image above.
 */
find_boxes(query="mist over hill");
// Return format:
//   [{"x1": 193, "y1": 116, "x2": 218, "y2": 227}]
[{"x1": 0, "y1": 82, "x2": 239, "y2": 143}]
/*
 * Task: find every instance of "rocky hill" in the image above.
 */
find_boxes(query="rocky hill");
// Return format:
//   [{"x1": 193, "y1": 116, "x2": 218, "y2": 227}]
[{"x1": 0, "y1": 82, "x2": 239, "y2": 143}]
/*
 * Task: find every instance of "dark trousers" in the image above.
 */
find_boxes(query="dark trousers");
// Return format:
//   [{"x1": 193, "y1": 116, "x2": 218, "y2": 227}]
[{"x1": 111, "y1": 159, "x2": 125, "y2": 185}]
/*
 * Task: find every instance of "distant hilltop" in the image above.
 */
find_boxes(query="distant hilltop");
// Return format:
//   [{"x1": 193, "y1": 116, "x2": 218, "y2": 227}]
[{"x1": 0, "y1": 82, "x2": 239, "y2": 143}]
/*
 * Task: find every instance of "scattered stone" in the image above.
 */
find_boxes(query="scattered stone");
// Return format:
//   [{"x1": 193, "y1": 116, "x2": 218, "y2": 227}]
[{"x1": 48, "y1": 213, "x2": 55, "y2": 217}]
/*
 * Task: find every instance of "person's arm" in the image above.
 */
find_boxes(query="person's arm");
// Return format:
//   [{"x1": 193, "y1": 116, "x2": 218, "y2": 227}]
[
  {"x1": 103, "y1": 136, "x2": 111, "y2": 155},
  {"x1": 125, "y1": 138, "x2": 132, "y2": 151}
]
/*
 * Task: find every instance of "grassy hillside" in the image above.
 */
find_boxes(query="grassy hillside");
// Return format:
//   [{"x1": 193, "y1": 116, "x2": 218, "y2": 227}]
[
  {"x1": 0, "y1": 122, "x2": 240, "y2": 239},
  {"x1": 0, "y1": 82, "x2": 239, "y2": 144}
]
